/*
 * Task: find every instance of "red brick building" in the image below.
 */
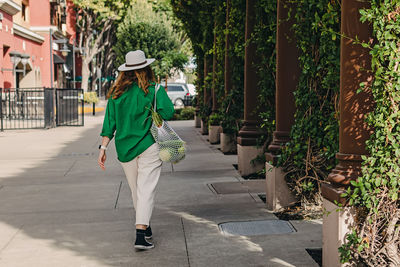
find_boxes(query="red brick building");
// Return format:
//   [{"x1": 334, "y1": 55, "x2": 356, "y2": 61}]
[{"x1": 0, "y1": 0, "x2": 78, "y2": 89}]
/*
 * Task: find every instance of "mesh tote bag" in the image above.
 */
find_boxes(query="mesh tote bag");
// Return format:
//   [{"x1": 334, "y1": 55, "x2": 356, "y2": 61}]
[{"x1": 150, "y1": 84, "x2": 186, "y2": 163}]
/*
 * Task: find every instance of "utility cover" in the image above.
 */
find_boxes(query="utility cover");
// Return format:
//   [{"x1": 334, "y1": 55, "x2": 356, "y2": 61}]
[
  {"x1": 219, "y1": 220, "x2": 295, "y2": 236},
  {"x1": 210, "y1": 180, "x2": 265, "y2": 194}
]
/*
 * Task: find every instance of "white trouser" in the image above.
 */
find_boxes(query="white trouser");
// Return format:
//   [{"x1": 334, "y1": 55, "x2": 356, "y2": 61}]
[{"x1": 120, "y1": 143, "x2": 162, "y2": 226}]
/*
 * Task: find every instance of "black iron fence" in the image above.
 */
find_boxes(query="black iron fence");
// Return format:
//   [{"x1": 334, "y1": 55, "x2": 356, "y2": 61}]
[
  {"x1": 183, "y1": 95, "x2": 194, "y2": 106},
  {"x1": 56, "y1": 89, "x2": 84, "y2": 127},
  {"x1": 0, "y1": 87, "x2": 84, "y2": 131}
]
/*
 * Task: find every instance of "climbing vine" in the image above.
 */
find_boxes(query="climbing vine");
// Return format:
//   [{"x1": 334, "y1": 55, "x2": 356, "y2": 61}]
[
  {"x1": 254, "y1": 0, "x2": 277, "y2": 146},
  {"x1": 219, "y1": 0, "x2": 246, "y2": 134},
  {"x1": 339, "y1": 2, "x2": 400, "y2": 265},
  {"x1": 170, "y1": 0, "x2": 215, "y2": 117},
  {"x1": 212, "y1": 0, "x2": 227, "y2": 115},
  {"x1": 278, "y1": 0, "x2": 340, "y2": 207}
]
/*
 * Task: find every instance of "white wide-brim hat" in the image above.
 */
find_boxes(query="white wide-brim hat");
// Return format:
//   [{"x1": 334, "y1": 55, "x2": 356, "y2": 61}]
[{"x1": 118, "y1": 50, "x2": 155, "y2": 71}]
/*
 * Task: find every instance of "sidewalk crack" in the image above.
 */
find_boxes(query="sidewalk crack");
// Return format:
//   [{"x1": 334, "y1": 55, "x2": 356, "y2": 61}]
[
  {"x1": 114, "y1": 181, "x2": 123, "y2": 209},
  {"x1": 0, "y1": 224, "x2": 23, "y2": 254},
  {"x1": 63, "y1": 160, "x2": 77, "y2": 177},
  {"x1": 181, "y1": 217, "x2": 191, "y2": 267}
]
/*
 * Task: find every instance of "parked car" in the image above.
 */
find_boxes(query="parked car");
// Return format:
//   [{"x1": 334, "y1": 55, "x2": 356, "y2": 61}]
[
  {"x1": 187, "y1": 84, "x2": 197, "y2": 96},
  {"x1": 161, "y1": 82, "x2": 193, "y2": 108}
]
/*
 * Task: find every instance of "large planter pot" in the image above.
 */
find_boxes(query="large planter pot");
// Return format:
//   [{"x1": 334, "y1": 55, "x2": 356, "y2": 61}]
[
  {"x1": 208, "y1": 125, "x2": 222, "y2": 144},
  {"x1": 220, "y1": 132, "x2": 237, "y2": 153},
  {"x1": 200, "y1": 120, "x2": 208, "y2": 135},
  {"x1": 194, "y1": 114, "x2": 201, "y2": 128}
]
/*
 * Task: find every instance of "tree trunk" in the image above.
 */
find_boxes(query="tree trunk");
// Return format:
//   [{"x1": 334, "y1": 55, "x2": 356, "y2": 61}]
[{"x1": 81, "y1": 59, "x2": 90, "y2": 92}]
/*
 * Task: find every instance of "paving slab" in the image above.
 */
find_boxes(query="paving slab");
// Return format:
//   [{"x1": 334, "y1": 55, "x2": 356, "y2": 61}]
[
  {"x1": 210, "y1": 180, "x2": 266, "y2": 194},
  {"x1": 0, "y1": 116, "x2": 321, "y2": 267}
]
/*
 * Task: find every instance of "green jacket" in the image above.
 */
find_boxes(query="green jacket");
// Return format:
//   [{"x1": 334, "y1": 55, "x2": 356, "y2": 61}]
[{"x1": 100, "y1": 82, "x2": 174, "y2": 162}]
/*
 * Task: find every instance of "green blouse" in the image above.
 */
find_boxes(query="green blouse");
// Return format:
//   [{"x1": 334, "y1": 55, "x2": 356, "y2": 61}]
[{"x1": 100, "y1": 82, "x2": 175, "y2": 162}]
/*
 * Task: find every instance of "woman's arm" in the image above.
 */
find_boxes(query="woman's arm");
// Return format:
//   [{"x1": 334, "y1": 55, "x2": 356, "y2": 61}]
[
  {"x1": 98, "y1": 136, "x2": 111, "y2": 170},
  {"x1": 99, "y1": 99, "x2": 116, "y2": 170},
  {"x1": 156, "y1": 85, "x2": 175, "y2": 120}
]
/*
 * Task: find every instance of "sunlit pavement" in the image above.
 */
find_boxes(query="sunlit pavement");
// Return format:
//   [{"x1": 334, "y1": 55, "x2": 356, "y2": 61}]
[{"x1": 0, "y1": 115, "x2": 321, "y2": 267}]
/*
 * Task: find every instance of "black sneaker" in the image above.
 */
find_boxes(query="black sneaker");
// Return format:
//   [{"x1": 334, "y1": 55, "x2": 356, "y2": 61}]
[
  {"x1": 145, "y1": 226, "x2": 152, "y2": 240},
  {"x1": 135, "y1": 229, "x2": 154, "y2": 250}
]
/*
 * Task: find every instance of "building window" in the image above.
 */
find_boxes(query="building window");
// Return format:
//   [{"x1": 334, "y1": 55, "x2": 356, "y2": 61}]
[
  {"x1": 3, "y1": 45, "x2": 10, "y2": 57},
  {"x1": 22, "y1": 4, "x2": 26, "y2": 20}
]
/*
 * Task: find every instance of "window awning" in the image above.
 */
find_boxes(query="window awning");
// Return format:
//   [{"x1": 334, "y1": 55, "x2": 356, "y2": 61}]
[
  {"x1": 53, "y1": 54, "x2": 65, "y2": 64},
  {"x1": 15, "y1": 60, "x2": 32, "y2": 73}
]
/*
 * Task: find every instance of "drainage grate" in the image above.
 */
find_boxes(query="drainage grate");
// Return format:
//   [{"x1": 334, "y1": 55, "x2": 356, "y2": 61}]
[
  {"x1": 306, "y1": 248, "x2": 322, "y2": 267},
  {"x1": 210, "y1": 180, "x2": 265, "y2": 194},
  {"x1": 219, "y1": 220, "x2": 295, "y2": 236}
]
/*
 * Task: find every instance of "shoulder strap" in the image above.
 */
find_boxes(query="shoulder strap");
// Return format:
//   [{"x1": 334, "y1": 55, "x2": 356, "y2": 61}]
[{"x1": 154, "y1": 83, "x2": 160, "y2": 110}]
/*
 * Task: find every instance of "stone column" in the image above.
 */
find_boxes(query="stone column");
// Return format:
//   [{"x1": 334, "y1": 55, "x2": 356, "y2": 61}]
[
  {"x1": 322, "y1": 1, "x2": 373, "y2": 266},
  {"x1": 203, "y1": 56, "x2": 210, "y2": 106},
  {"x1": 264, "y1": 0, "x2": 300, "y2": 211},
  {"x1": 201, "y1": 56, "x2": 211, "y2": 134},
  {"x1": 209, "y1": 17, "x2": 223, "y2": 144},
  {"x1": 224, "y1": 0, "x2": 232, "y2": 97},
  {"x1": 237, "y1": 0, "x2": 263, "y2": 176},
  {"x1": 211, "y1": 18, "x2": 218, "y2": 114},
  {"x1": 194, "y1": 59, "x2": 202, "y2": 128},
  {"x1": 265, "y1": 0, "x2": 300, "y2": 165}
]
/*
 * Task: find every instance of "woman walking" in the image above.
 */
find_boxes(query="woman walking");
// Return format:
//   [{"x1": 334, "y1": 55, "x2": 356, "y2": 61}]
[{"x1": 98, "y1": 50, "x2": 174, "y2": 250}]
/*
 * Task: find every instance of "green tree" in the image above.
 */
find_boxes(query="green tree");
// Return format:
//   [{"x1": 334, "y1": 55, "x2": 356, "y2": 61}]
[
  {"x1": 73, "y1": 0, "x2": 130, "y2": 92},
  {"x1": 114, "y1": 1, "x2": 188, "y2": 78}
]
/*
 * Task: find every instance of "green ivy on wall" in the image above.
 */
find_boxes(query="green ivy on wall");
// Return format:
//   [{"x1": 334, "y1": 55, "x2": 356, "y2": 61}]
[
  {"x1": 278, "y1": 0, "x2": 341, "y2": 206},
  {"x1": 219, "y1": 0, "x2": 246, "y2": 134},
  {"x1": 339, "y1": 2, "x2": 400, "y2": 265},
  {"x1": 170, "y1": 0, "x2": 215, "y2": 115},
  {"x1": 254, "y1": 0, "x2": 277, "y2": 146}
]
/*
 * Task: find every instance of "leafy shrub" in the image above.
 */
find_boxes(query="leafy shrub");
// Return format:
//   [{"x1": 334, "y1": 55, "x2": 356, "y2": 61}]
[
  {"x1": 172, "y1": 107, "x2": 195, "y2": 120},
  {"x1": 208, "y1": 113, "x2": 223, "y2": 126},
  {"x1": 180, "y1": 107, "x2": 195, "y2": 120},
  {"x1": 83, "y1": 92, "x2": 99, "y2": 104}
]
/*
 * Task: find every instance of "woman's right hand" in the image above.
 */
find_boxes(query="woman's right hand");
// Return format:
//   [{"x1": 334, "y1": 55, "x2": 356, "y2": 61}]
[{"x1": 98, "y1": 149, "x2": 107, "y2": 170}]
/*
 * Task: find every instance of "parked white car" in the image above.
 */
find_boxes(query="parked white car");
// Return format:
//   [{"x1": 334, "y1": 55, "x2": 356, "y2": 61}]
[
  {"x1": 187, "y1": 84, "x2": 196, "y2": 96},
  {"x1": 161, "y1": 82, "x2": 193, "y2": 108}
]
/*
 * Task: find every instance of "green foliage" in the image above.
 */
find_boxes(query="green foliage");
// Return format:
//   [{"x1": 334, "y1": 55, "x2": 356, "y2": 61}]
[
  {"x1": 73, "y1": 0, "x2": 132, "y2": 91},
  {"x1": 208, "y1": 113, "x2": 223, "y2": 126},
  {"x1": 219, "y1": 0, "x2": 246, "y2": 135},
  {"x1": 253, "y1": 0, "x2": 277, "y2": 146},
  {"x1": 198, "y1": 101, "x2": 212, "y2": 120},
  {"x1": 220, "y1": 89, "x2": 243, "y2": 134},
  {"x1": 172, "y1": 107, "x2": 195, "y2": 120},
  {"x1": 83, "y1": 92, "x2": 99, "y2": 104},
  {"x1": 339, "y1": 2, "x2": 400, "y2": 265},
  {"x1": 114, "y1": 1, "x2": 188, "y2": 78},
  {"x1": 171, "y1": 0, "x2": 215, "y2": 102},
  {"x1": 73, "y1": 0, "x2": 130, "y2": 21},
  {"x1": 278, "y1": 0, "x2": 341, "y2": 205}
]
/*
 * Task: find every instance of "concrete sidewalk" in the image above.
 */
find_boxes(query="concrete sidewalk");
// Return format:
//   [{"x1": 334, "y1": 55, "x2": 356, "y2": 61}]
[{"x1": 0, "y1": 115, "x2": 321, "y2": 267}]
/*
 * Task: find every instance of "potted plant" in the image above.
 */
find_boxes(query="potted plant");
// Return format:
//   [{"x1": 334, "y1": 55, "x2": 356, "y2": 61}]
[
  {"x1": 208, "y1": 113, "x2": 223, "y2": 144},
  {"x1": 219, "y1": 90, "x2": 243, "y2": 153},
  {"x1": 199, "y1": 103, "x2": 211, "y2": 135},
  {"x1": 192, "y1": 96, "x2": 201, "y2": 128},
  {"x1": 220, "y1": 115, "x2": 239, "y2": 153}
]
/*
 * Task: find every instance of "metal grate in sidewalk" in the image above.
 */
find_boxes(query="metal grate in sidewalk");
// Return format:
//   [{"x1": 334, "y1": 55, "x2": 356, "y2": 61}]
[
  {"x1": 219, "y1": 220, "x2": 295, "y2": 236},
  {"x1": 209, "y1": 180, "x2": 265, "y2": 194}
]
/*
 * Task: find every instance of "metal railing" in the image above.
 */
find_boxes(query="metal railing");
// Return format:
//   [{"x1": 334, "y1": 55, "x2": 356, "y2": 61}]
[
  {"x1": 0, "y1": 88, "x2": 46, "y2": 130},
  {"x1": 55, "y1": 88, "x2": 84, "y2": 127},
  {"x1": 0, "y1": 87, "x2": 84, "y2": 131}
]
